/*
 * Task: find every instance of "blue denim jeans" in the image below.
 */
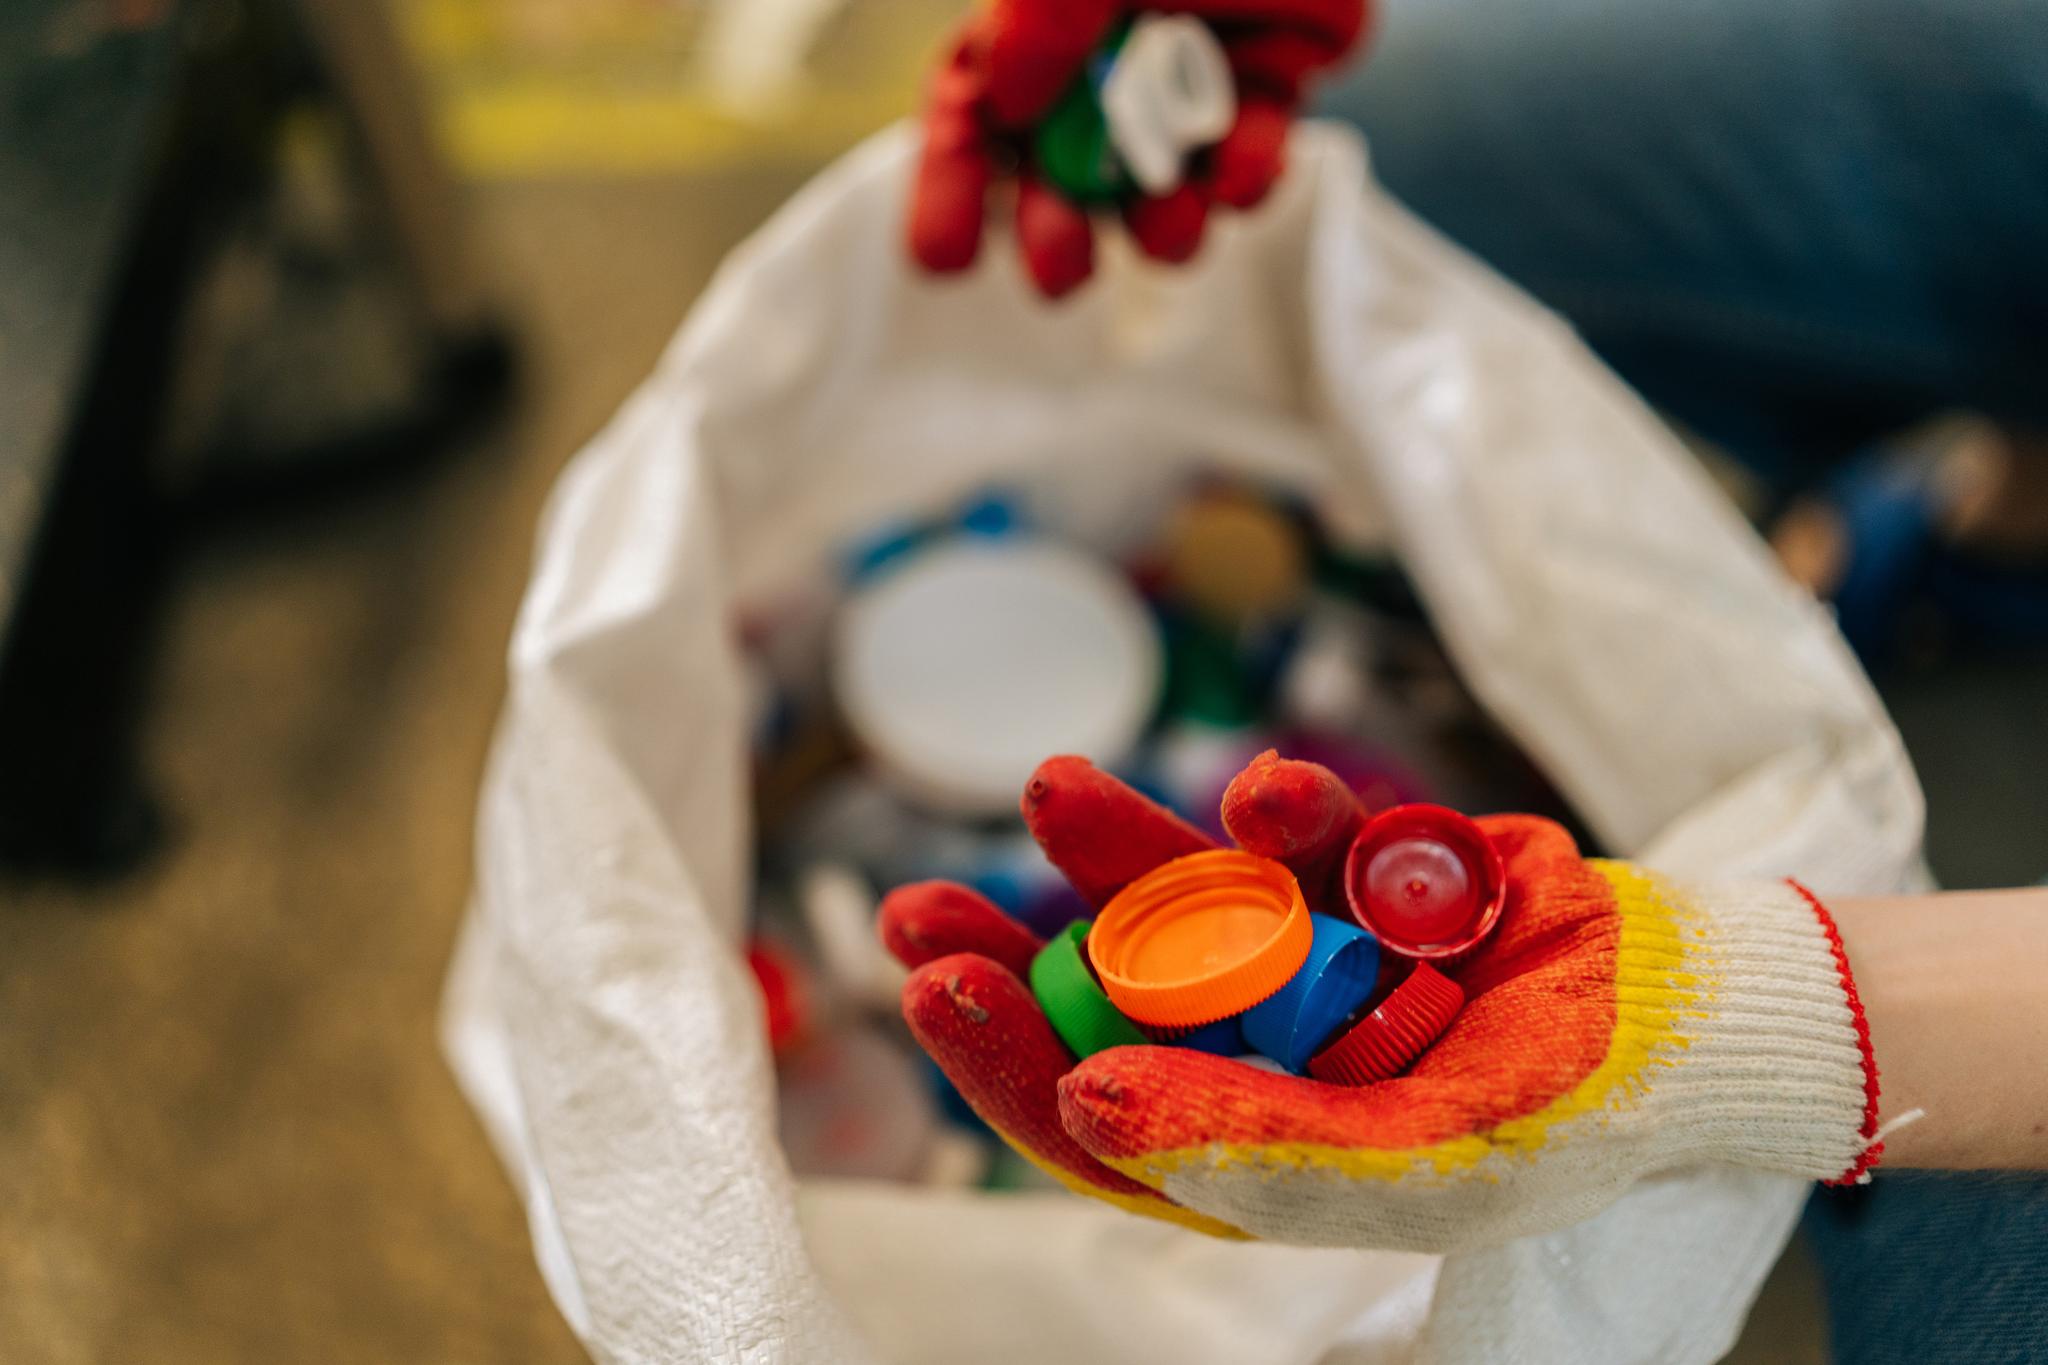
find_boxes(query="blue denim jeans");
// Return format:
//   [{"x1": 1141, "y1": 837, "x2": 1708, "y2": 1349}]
[
  {"x1": 1322, "y1": 5, "x2": 2048, "y2": 1359},
  {"x1": 1805, "y1": 1174, "x2": 2048, "y2": 1364},
  {"x1": 1321, "y1": 0, "x2": 2048, "y2": 498}
]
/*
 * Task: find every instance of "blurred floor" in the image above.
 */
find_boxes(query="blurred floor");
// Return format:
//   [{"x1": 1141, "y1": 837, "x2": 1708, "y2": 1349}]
[
  {"x1": 0, "y1": 166, "x2": 808, "y2": 1364},
  {"x1": 2, "y1": 125, "x2": 2044, "y2": 1365}
]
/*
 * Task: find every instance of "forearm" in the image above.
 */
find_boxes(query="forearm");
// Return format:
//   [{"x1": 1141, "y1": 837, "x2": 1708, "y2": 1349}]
[{"x1": 1829, "y1": 887, "x2": 2048, "y2": 1170}]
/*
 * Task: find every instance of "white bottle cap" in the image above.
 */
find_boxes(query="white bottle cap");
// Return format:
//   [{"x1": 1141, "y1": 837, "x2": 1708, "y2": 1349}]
[
  {"x1": 1101, "y1": 15, "x2": 1237, "y2": 196},
  {"x1": 832, "y1": 540, "x2": 1162, "y2": 816},
  {"x1": 798, "y1": 861, "x2": 908, "y2": 1013}
]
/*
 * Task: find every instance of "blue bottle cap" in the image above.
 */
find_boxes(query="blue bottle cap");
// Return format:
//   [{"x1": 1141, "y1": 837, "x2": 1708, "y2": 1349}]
[
  {"x1": 1240, "y1": 913, "x2": 1379, "y2": 1072},
  {"x1": 956, "y1": 493, "x2": 1024, "y2": 539},
  {"x1": 1164, "y1": 1016, "x2": 1243, "y2": 1056},
  {"x1": 842, "y1": 522, "x2": 928, "y2": 583}
]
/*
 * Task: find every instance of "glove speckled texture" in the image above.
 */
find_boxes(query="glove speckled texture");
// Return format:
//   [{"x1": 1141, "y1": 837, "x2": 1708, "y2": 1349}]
[{"x1": 886, "y1": 760, "x2": 1882, "y2": 1255}]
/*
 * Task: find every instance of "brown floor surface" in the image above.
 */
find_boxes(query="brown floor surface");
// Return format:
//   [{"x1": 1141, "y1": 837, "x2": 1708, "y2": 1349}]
[
  {"x1": 0, "y1": 167, "x2": 805, "y2": 1365},
  {"x1": 0, "y1": 161, "x2": 1842, "y2": 1362}
]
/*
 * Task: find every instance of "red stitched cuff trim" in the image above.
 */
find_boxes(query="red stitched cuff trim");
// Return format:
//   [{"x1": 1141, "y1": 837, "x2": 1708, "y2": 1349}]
[{"x1": 1789, "y1": 879, "x2": 1883, "y2": 1184}]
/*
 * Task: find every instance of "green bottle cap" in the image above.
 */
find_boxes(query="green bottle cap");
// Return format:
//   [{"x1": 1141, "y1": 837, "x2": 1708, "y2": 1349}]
[
  {"x1": 1032, "y1": 23, "x2": 1133, "y2": 204},
  {"x1": 1163, "y1": 618, "x2": 1262, "y2": 727},
  {"x1": 1029, "y1": 921, "x2": 1150, "y2": 1058}
]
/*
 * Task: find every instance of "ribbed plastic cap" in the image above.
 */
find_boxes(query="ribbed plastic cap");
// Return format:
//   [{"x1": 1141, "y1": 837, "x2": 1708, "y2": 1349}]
[
  {"x1": 1307, "y1": 963, "x2": 1464, "y2": 1086},
  {"x1": 1343, "y1": 804, "x2": 1505, "y2": 962},
  {"x1": 1241, "y1": 914, "x2": 1380, "y2": 1073},
  {"x1": 1088, "y1": 849, "x2": 1312, "y2": 1029},
  {"x1": 1030, "y1": 921, "x2": 1150, "y2": 1059},
  {"x1": 1141, "y1": 1016, "x2": 1245, "y2": 1055}
]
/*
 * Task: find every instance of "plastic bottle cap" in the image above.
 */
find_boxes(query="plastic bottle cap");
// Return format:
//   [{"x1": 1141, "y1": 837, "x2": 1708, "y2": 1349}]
[
  {"x1": 1100, "y1": 15, "x2": 1236, "y2": 196},
  {"x1": 833, "y1": 541, "x2": 1162, "y2": 816},
  {"x1": 1307, "y1": 963, "x2": 1464, "y2": 1086},
  {"x1": 1163, "y1": 492, "x2": 1306, "y2": 624},
  {"x1": 746, "y1": 939, "x2": 810, "y2": 1056},
  {"x1": 1241, "y1": 914, "x2": 1381, "y2": 1072},
  {"x1": 797, "y1": 862, "x2": 908, "y2": 1013},
  {"x1": 1087, "y1": 849, "x2": 1312, "y2": 1029},
  {"x1": 1342, "y1": 804, "x2": 1505, "y2": 961},
  {"x1": 1141, "y1": 1015, "x2": 1244, "y2": 1055},
  {"x1": 1162, "y1": 617, "x2": 1263, "y2": 727},
  {"x1": 1034, "y1": 24, "x2": 1129, "y2": 202},
  {"x1": 1030, "y1": 921, "x2": 1152, "y2": 1059}
]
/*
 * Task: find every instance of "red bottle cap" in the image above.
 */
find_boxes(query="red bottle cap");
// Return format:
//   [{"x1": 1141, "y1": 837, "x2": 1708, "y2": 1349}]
[
  {"x1": 1342, "y1": 804, "x2": 1505, "y2": 962},
  {"x1": 1306, "y1": 962, "x2": 1463, "y2": 1086},
  {"x1": 747, "y1": 939, "x2": 811, "y2": 1057}
]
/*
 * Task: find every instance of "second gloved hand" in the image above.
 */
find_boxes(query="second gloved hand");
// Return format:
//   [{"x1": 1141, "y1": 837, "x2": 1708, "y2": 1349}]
[{"x1": 909, "y1": 0, "x2": 1370, "y2": 297}]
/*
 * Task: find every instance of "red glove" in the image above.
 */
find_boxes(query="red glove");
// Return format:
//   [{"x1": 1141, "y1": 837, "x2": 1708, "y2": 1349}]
[
  {"x1": 873, "y1": 751, "x2": 1363, "y2": 1236},
  {"x1": 878, "y1": 753, "x2": 1883, "y2": 1249},
  {"x1": 909, "y1": 0, "x2": 1371, "y2": 297}
]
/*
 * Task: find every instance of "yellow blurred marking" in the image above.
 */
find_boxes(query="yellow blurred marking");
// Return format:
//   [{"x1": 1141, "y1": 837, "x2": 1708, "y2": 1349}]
[
  {"x1": 438, "y1": 84, "x2": 909, "y2": 178},
  {"x1": 396, "y1": 0, "x2": 955, "y2": 178}
]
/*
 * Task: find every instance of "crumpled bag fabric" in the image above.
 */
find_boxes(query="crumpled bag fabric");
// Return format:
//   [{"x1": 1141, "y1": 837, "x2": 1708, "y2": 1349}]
[{"x1": 442, "y1": 123, "x2": 1924, "y2": 1365}]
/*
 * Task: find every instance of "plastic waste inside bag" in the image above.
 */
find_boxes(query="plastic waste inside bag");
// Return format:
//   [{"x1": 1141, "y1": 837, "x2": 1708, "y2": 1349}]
[
  {"x1": 446, "y1": 124, "x2": 1923, "y2": 1365},
  {"x1": 742, "y1": 470, "x2": 1586, "y2": 1189}
]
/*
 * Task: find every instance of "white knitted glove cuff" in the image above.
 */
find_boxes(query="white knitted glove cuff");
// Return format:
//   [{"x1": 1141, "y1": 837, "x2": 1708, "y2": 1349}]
[{"x1": 1614, "y1": 869, "x2": 1881, "y2": 1185}]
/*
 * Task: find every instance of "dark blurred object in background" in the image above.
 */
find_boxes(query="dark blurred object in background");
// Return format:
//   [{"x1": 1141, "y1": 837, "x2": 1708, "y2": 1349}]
[
  {"x1": 0, "y1": 0, "x2": 511, "y2": 876},
  {"x1": 1323, "y1": 0, "x2": 2048, "y2": 677},
  {"x1": 1322, "y1": 0, "x2": 2048, "y2": 884}
]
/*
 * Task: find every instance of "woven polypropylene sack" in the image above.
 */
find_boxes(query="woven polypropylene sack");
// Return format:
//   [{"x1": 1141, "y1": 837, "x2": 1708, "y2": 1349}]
[{"x1": 442, "y1": 124, "x2": 1924, "y2": 1365}]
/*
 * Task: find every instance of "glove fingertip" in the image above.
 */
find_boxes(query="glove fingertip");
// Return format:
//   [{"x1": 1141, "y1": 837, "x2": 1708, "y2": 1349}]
[
  {"x1": 879, "y1": 880, "x2": 1042, "y2": 979},
  {"x1": 1124, "y1": 185, "x2": 1209, "y2": 265},
  {"x1": 909, "y1": 147, "x2": 990, "y2": 275},
  {"x1": 982, "y1": 0, "x2": 1125, "y2": 125},
  {"x1": 1208, "y1": 100, "x2": 1290, "y2": 210},
  {"x1": 909, "y1": 209, "x2": 982, "y2": 275},
  {"x1": 1059, "y1": 1047, "x2": 1245, "y2": 1161},
  {"x1": 902, "y1": 953, "x2": 1032, "y2": 1033},
  {"x1": 1016, "y1": 176, "x2": 1095, "y2": 297},
  {"x1": 1220, "y1": 750, "x2": 1357, "y2": 858},
  {"x1": 903, "y1": 955, "x2": 1168, "y2": 1201}
]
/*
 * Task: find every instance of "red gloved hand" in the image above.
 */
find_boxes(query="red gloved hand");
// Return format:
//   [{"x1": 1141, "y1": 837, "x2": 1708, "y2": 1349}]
[
  {"x1": 874, "y1": 751, "x2": 1369, "y2": 1235},
  {"x1": 878, "y1": 754, "x2": 1244, "y2": 1234},
  {"x1": 910, "y1": 0, "x2": 1371, "y2": 297},
  {"x1": 878, "y1": 753, "x2": 1883, "y2": 1250}
]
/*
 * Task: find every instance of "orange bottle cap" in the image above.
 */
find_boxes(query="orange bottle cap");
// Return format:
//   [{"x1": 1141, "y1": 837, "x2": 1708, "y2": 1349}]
[{"x1": 1087, "y1": 849, "x2": 1313, "y2": 1029}]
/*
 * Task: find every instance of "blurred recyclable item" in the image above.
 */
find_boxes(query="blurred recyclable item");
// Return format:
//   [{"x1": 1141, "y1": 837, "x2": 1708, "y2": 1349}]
[
  {"x1": 831, "y1": 539, "x2": 1163, "y2": 816},
  {"x1": 1161, "y1": 488, "x2": 1308, "y2": 626},
  {"x1": 1136, "y1": 722, "x2": 1266, "y2": 838},
  {"x1": 797, "y1": 862, "x2": 907, "y2": 1013},
  {"x1": 745, "y1": 937, "x2": 812, "y2": 1057},
  {"x1": 1037, "y1": 14, "x2": 1236, "y2": 201},
  {"x1": 448, "y1": 124, "x2": 1922, "y2": 1365},
  {"x1": 776, "y1": 1024, "x2": 937, "y2": 1181}
]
